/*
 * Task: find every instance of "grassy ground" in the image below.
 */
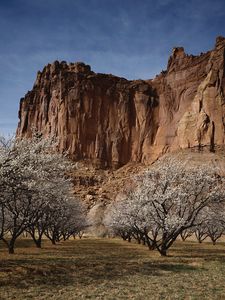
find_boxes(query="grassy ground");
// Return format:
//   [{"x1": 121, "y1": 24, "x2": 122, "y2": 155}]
[{"x1": 0, "y1": 238, "x2": 224, "y2": 300}]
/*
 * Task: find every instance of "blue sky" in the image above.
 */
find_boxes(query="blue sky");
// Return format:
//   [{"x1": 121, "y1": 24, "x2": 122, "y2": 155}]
[{"x1": 1, "y1": 0, "x2": 225, "y2": 135}]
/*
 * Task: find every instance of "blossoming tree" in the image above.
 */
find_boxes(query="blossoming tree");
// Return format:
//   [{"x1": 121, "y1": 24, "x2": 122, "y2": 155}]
[
  {"x1": 104, "y1": 157, "x2": 225, "y2": 256},
  {"x1": 0, "y1": 134, "x2": 86, "y2": 253}
]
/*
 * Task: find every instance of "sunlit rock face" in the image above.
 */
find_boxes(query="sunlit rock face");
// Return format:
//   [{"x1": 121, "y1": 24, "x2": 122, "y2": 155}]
[{"x1": 17, "y1": 37, "x2": 225, "y2": 168}]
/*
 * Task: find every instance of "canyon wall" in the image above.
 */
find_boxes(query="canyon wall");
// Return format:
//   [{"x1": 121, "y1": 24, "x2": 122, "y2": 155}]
[{"x1": 17, "y1": 37, "x2": 225, "y2": 168}]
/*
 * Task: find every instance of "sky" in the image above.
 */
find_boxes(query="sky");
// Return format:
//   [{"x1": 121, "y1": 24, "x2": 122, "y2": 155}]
[{"x1": 1, "y1": 0, "x2": 225, "y2": 135}]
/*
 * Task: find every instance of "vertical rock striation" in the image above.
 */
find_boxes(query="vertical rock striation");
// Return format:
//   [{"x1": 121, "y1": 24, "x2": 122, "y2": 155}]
[{"x1": 17, "y1": 37, "x2": 225, "y2": 168}]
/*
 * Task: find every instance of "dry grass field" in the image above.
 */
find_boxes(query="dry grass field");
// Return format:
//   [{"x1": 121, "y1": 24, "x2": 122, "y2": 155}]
[{"x1": 0, "y1": 238, "x2": 224, "y2": 300}]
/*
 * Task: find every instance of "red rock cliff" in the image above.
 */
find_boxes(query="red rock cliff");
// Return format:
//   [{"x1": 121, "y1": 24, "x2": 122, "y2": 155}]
[{"x1": 17, "y1": 37, "x2": 225, "y2": 168}]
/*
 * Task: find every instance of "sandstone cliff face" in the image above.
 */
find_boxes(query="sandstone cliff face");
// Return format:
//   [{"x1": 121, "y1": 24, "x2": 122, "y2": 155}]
[{"x1": 17, "y1": 37, "x2": 225, "y2": 168}]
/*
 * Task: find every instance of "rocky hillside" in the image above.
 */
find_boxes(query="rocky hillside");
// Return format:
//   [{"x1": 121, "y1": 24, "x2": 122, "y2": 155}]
[{"x1": 17, "y1": 36, "x2": 225, "y2": 169}]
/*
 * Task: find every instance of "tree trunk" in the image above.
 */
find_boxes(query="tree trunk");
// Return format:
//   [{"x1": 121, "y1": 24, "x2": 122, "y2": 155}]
[
  {"x1": 29, "y1": 232, "x2": 43, "y2": 248},
  {"x1": 160, "y1": 246, "x2": 167, "y2": 256},
  {"x1": 8, "y1": 240, "x2": 15, "y2": 254},
  {"x1": 147, "y1": 243, "x2": 155, "y2": 251},
  {"x1": 34, "y1": 238, "x2": 42, "y2": 248},
  {"x1": 160, "y1": 249, "x2": 167, "y2": 256}
]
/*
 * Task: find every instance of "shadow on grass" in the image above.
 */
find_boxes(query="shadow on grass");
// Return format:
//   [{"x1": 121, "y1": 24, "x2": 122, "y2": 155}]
[
  {"x1": 0, "y1": 239, "x2": 202, "y2": 289},
  {"x1": 141, "y1": 262, "x2": 198, "y2": 273},
  {"x1": 0, "y1": 259, "x2": 199, "y2": 288},
  {"x1": 172, "y1": 242, "x2": 225, "y2": 262},
  {"x1": 0, "y1": 259, "x2": 74, "y2": 288}
]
